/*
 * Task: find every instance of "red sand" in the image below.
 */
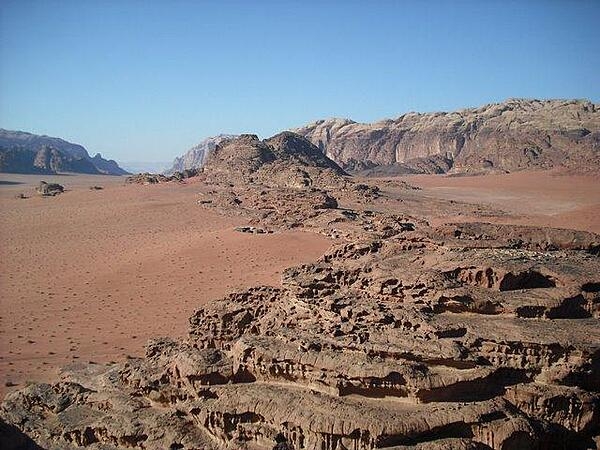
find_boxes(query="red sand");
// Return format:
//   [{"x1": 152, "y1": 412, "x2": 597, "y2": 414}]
[
  {"x1": 0, "y1": 175, "x2": 333, "y2": 397},
  {"x1": 402, "y1": 170, "x2": 600, "y2": 233}
]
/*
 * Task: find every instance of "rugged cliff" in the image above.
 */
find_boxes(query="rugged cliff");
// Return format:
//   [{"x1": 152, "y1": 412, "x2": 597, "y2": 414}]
[
  {"x1": 0, "y1": 145, "x2": 101, "y2": 174},
  {"x1": 201, "y1": 132, "x2": 346, "y2": 188},
  {"x1": 296, "y1": 99, "x2": 600, "y2": 174},
  {"x1": 0, "y1": 129, "x2": 129, "y2": 175}
]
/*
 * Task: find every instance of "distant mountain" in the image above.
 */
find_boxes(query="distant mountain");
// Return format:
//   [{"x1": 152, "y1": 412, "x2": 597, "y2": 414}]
[
  {"x1": 165, "y1": 134, "x2": 236, "y2": 175},
  {"x1": 295, "y1": 99, "x2": 600, "y2": 175},
  {"x1": 0, "y1": 129, "x2": 129, "y2": 175},
  {"x1": 120, "y1": 161, "x2": 172, "y2": 174}
]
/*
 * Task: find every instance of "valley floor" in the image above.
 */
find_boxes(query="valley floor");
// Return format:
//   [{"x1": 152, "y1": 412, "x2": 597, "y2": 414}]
[
  {"x1": 0, "y1": 174, "x2": 331, "y2": 398},
  {"x1": 0, "y1": 169, "x2": 598, "y2": 399},
  {"x1": 397, "y1": 169, "x2": 600, "y2": 233}
]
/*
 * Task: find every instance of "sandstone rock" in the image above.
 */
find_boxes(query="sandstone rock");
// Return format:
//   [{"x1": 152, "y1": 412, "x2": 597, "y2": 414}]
[
  {"x1": 296, "y1": 99, "x2": 600, "y2": 174},
  {"x1": 234, "y1": 226, "x2": 272, "y2": 234},
  {"x1": 36, "y1": 181, "x2": 64, "y2": 196},
  {"x1": 125, "y1": 168, "x2": 200, "y2": 185},
  {"x1": 202, "y1": 132, "x2": 347, "y2": 190},
  {"x1": 166, "y1": 134, "x2": 236, "y2": 175},
  {"x1": 4, "y1": 217, "x2": 598, "y2": 449}
]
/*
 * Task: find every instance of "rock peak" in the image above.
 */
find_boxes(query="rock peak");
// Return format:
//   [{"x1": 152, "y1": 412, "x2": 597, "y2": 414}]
[{"x1": 203, "y1": 131, "x2": 346, "y2": 188}]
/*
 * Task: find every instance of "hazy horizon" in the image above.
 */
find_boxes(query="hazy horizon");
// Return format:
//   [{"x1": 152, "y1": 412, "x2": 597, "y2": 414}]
[{"x1": 1, "y1": 0, "x2": 599, "y2": 163}]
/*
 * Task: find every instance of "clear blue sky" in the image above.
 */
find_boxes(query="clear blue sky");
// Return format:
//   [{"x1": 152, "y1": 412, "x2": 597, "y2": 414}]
[{"x1": 1, "y1": 0, "x2": 599, "y2": 163}]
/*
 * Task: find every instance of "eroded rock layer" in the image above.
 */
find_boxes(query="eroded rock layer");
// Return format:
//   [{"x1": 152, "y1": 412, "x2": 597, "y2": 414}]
[
  {"x1": 295, "y1": 99, "x2": 600, "y2": 174},
  {"x1": 2, "y1": 133, "x2": 599, "y2": 450}
]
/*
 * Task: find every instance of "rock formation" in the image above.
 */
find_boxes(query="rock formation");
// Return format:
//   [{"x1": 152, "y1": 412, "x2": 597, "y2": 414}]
[
  {"x1": 295, "y1": 99, "x2": 600, "y2": 174},
  {"x1": 0, "y1": 145, "x2": 100, "y2": 175},
  {"x1": 0, "y1": 129, "x2": 129, "y2": 175},
  {"x1": 125, "y1": 169, "x2": 200, "y2": 184},
  {"x1": 166, "y1": 134, "x2": 237, "y2": 175},
  {"x1": 2, "y1": 132, "x2": 599, "y2": 449},
  {"x1": 36, "y1": 181, "x2": 65, "y2": 196},
  {"x1": 202, "y1": 132, "x2": 346, "y2": 188}
]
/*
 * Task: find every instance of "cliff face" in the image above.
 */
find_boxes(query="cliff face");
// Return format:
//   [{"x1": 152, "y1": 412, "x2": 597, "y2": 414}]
[
  {"x1": 0, "y1": 129, "x2": 129, "y2": 175},
  {"x1": 166, "y1": 134, "x2": 236, "y2": 174},
  {"x1": 296, "y1": 99, "x2": 600, "y2": 174}
]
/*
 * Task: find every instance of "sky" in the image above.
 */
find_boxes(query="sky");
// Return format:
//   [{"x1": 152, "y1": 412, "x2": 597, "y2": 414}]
[{"x1": 1, "y1": 0, "x2": 599, "y2": 163}]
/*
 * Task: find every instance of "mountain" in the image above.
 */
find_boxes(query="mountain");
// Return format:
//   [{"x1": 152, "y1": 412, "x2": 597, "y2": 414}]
[
  {"x1": 165, "y1": 134, "x2": 236, "y2": 175},
  {"x1": 295, "y1": 99, "x2": 600, "y2": 175},
  {"x1": 0, "y1": 129, "x2": 129, "y2": 175},
  {"x1": 0, "y1": 145, "x2": 101, "y2": 174},
  {"x1": 90, "y1": 153, "x2": 129, "y2": 175},
  {"x1": 119, "y1": 161, "x2": 172, "y2": 174}
]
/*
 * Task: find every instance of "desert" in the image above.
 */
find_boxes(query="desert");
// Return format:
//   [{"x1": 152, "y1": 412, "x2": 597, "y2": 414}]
[
  {"x1": 1, "y1": 130, "x2": 599, "y2": 449},
  {"x1": 0, "y1": 174, "x2": 331, "y2": 398},
  {"x1": 2, "y1": 166, "x2": 597, "y2": 400},
  {"x1": 1, "y1": 2, "x2": 600, "y2": 449}
]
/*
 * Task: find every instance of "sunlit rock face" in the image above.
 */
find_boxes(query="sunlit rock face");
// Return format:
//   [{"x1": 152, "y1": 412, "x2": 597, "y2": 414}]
[{"x1": 296, "y1": 99, "x2": 600, "y2": 175}]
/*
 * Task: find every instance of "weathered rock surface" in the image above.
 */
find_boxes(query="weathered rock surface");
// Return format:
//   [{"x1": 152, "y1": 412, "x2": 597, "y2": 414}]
[
  {"x1": 0, "y1": 144, "x2": 101, "y2": 175},
  {"x1": 125, "y1": 168, "x2": 200, "y2": 185},
  {"x1": 36, "y1": 181, "x2": 65, "y2": 196},
  {"x1": 295, "y1": 99, "x2": 600, "y2": 174},
  {"x1": 2, "y1": 131, "x2": 599, "y2": 449},
  {"x1": 0, "y1": 129, "x2": 129, "y2": 175},
  {"x1": 202, "y1": 132, "x2": 346, "y2": 187},
  {"x1": 166, "y1": 134, "x2": 237, "y2": 175}
]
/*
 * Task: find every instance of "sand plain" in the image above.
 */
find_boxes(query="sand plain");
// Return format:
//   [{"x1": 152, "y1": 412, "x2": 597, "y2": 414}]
[
  {"x1": 0, "y1": 174, "x2": 333, "y2": 398},
  {"x1": 397, "y1": 169, "x2": 600, "y2": 233}
]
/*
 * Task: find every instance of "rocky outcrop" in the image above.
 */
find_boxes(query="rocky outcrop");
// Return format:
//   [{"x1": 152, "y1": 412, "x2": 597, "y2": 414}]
[
  {"x1": 125, "y1": 168, "x2": 200, "y2": 184},
  {"x1": 90, "y1": 153, "x2": 128, "y2": 176},
  {"x1": 2, "y1": 130, "x2": 599, "y2": 449},
  {"x1": 165, "y1": 134, "x2": 236, "y2": 175},
  {"x1": 1, "y1": 145, "x2": 100, "y2": 175},
  {"x1": 0, "y1": 129, "x2": 129, "y2": 175},
  {"x1": 295, "y1": 99, "x2": 600, "y2": 174},
  {"x1": 34, "y1": 146, "x2": 101, "y2": 174},
  {"x1": 200, "y1": 133, "x2": 348, "y2": 197},
  {"x1": 36, "y1": 181, "x2": 65, "y2": 196}
]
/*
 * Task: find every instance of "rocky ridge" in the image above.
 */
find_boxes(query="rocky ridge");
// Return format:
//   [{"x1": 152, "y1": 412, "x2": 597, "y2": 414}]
[
  {"x1": 295, "y1": 99, "x2": 600, "y2": 175},
  {"x1": 2, "y1": 132, "x2": 599, "y2": 449},
  {"x1": 0, "y1": 129, "x2": 129, "y2": 175}
]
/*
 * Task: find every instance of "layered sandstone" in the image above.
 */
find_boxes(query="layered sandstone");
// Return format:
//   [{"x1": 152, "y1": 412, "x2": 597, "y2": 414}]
[{"x1": 296, "y1": 99, "x2": 600, "y2": 174}]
